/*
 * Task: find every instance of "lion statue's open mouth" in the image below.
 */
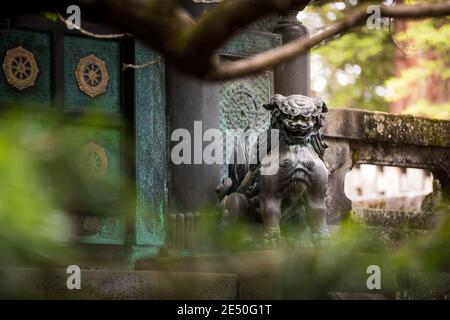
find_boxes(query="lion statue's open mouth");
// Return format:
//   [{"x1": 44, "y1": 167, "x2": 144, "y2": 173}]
[{"x1": 283, "y1": 117, "x2": 315, "y2": 137}]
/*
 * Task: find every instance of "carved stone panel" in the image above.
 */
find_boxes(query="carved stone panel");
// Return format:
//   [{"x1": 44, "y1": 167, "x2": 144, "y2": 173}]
[{"x1": 219, "y1": 71, "x2": 273, "y2": 178}]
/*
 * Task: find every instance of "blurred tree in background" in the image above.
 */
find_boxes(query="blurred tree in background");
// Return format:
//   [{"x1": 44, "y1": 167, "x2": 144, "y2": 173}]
[
  {"x1": 302, "y1": 0, "x2": 450, "y2": 120},
  {"x1": 302, "y1": 1, "x2": 395, "y2": 112},
  {"x1": 386, "y1": 17, "x2": 450, "y2": 119}
]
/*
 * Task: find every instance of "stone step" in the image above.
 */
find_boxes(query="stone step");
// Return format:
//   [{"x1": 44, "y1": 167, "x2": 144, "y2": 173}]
[
  {"x1": 0, "y1": 268, "x2": 238, "y2": 299},
  {"x1": 328, "y1": 292, "x2": 387, "y2": 300},
  {"x1": 135, "y1": 250, "x2": 450, "y2": 299},
  {"x1": 136, "y1": 250, "x2": 400, "y2": 299}
]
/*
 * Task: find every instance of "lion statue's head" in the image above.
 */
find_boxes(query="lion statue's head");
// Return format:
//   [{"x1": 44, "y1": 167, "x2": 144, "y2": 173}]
[
  {"x1": 263, "y1": 94, "x2": 328, "y2": 158},
  {"x1": 263, "y1": 94, "x2": 328, "y2": 141}
]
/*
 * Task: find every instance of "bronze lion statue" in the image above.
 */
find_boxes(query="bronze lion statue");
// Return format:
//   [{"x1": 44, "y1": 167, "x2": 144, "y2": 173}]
[{"x1": 216, "y1": 94, "x2": 330, "y2": 245}]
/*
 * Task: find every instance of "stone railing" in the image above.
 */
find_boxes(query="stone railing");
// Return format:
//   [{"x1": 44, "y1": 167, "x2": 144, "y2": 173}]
[{"x1": 323, "y1": 108, "x2": 450, "y2": 227}]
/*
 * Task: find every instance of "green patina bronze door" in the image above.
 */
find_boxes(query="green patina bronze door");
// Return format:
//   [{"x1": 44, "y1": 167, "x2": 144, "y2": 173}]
[{"x1": 0, "y1": 16, "x2": 166, "y2": 258}]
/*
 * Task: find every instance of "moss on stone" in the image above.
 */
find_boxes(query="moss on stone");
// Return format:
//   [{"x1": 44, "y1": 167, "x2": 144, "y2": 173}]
[
  {"x1": 351, "y1": 148, "x2": 360, "y2": 164},
  {"x1": 363, "y1": 112, "x2": 450, "y2": 147}
]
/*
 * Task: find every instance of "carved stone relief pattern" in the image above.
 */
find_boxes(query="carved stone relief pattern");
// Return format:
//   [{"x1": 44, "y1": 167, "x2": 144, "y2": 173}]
[{"x1": 219, "y1": 71, "x2": 273, "y2": 178}]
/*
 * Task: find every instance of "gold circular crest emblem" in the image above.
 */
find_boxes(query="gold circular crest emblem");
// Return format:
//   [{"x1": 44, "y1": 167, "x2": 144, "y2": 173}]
[
  {"x1": 80, "y1": 141, "x2": 109, "y2": 183},
  {"x1": 75, "y1": 54, "x2": 109, "y2": 97},
  {"x1": 2, "y1": 46, "x2": 39, "y2": 90}
]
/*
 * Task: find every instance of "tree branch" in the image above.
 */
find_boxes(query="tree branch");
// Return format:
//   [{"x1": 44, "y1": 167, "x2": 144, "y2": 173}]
[
  {"x1": 183, "y1": 0, "x2": 311, "y2": 67},
  {"x1": 3, "y1": 0, "x2": 450, "y2": 81},
  {"x1": 3, "y1": 0, "x2": 311, "y2": 76},
  {"x1": 207, "y1": 1, "x2": 450, "y2": 80}
]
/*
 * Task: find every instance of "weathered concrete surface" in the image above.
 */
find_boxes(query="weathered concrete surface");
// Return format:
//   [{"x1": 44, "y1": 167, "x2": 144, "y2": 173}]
[
  {"x1": 1, "y1": 268, "x2": 238, "y2": 300},
  {"x1": 359, "y1": 225, "x2": 431, "y2": 249},
  {"x1": 323, "y1": 139, "x2": 353, "y2": 224},
  {"x1": 352, "y1": 142, "x2": 450, "y2": 175},
  {"x1": 352, "y1": 209, "x2": 435, "y2": 230},
  {"x1": 324, "y1": 109, "x2": 450, "y2": 148},
  {"x1": 352, "y1": 194, "x2": 426, "y2": 211},
  {"x1": 397, "y1": 272, "x2": 450, "y2": 299}
]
